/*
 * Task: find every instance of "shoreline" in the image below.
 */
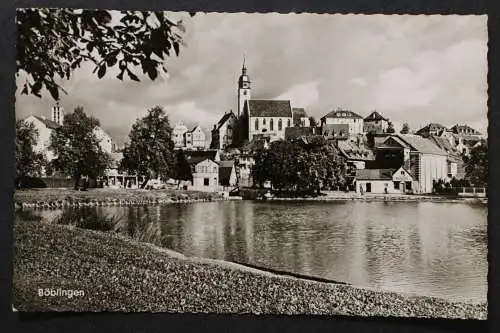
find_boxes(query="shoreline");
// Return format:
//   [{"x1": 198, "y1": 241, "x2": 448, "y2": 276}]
[{"x1": 13, "y1": 220, "x2": 487, "y2": 318}]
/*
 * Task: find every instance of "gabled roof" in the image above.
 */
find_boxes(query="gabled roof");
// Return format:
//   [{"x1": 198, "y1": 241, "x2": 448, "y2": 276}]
[
  {"x1": 355, "y1": 168, "x2": 394, "y2": 181},
  {"x1": 364, "y1": 111, "x2": 388, "y2": 122},
  {"x1": 214, "y1": 111, "x2": 236, "y2": 131},
  {"x1": 428, "y1": 135, "x2": 456, "y2": 153},
  {"x1": 394, "y1": 134, "x2": 447, "y2": 155},
  {"x1": 187, "y1": 157, "x2": 215, "y2": 166},
  {"x1": 321, "y1": 109, "x2": 363, "y2": 120},
  {"x1": 31, "y1": 116, "x2": 60, "y2": 130},
  {"x1": 247, "y1": 100, "x2": 293, "y2": 118},
  {"x1": 188, "y1": 125, "x2": 202, "y2": 133}
]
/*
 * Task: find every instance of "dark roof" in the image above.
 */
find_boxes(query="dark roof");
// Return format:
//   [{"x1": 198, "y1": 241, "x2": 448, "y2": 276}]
[
  {"x1": 428, "y1": 135, "x2": 456, "y2": 153},
  {"x1": 32, "y1": 116, "x2": 60, "y2": 129},
  {"x1": 292, "y1": 108, "x2": 308, "y2": 123},
  {"x1": 364, "y1": 111, "x2": 388, "y2": 122},
  {"x1": 285, "y1": 127, "x2": 315, "y2": 140},
  {"x1": 321, "y1": 109, "x2": 363, "y2": 120},
  {"x1": 355, "y1": 168, "x2": 394, "y2": 180},
  {"x1": 247, "y1": 100, "x2": 293, "y2": 118},
  {"x1": 214, "y1": 111, "x2": 236, "y2": 131},
  {"x1": 188, "y1": 125, "x2": 202, "y2": 133},
  {"x1": 450, "y1": 124, "x2": 482, "y2": 136},
  {"x1": 395, "y1": 134, "x2": 447, "y2": 155},
  {"x1": 219, "y1": 160, "x2": 235, "y2": 185}
]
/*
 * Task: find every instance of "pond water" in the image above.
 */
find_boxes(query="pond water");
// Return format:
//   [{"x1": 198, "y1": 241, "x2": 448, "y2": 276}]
[{"x1": 25, "y1": 200, "x2": 488, "y2": 303}]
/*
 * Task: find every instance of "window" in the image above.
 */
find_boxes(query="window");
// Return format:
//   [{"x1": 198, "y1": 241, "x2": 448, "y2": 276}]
[
  {"x1": 263, "y1": 118, "x2": 266, "y2": 125},
  {"x1": 278, "y1": 119, "x2": 282, "y2": 131},
  {"x1": 401, "y1": 171, "x2": 404, "y2": 176},
  {"x1": 204, "y1": 178, "x2": 209, "y2": 186},
  {"x1": 393, "y1": 181, "x2": 400, "y2": 189},
  {"x1": 213, "y1": 167, "x2": 217, "y2": 172},
  {"x1": 287, "y1": 119, "x2": 291, "y2": 127},
  {"x1": 243, "y1": 90, "x2": 247, "y2": 95},
  {"x1": 255, "y1": 118, "x2": 259, "y2": 131}
]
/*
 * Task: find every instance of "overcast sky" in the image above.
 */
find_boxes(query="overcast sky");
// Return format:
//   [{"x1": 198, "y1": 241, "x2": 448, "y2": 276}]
[{"x1": 16, "y1": 13, "x2": 488, "y2": 144}]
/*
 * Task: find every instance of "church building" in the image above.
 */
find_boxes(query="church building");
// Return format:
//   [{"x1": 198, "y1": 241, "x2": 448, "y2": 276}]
[{"x1": 237, "y1": 61, "x2": 293, "y2": 142}]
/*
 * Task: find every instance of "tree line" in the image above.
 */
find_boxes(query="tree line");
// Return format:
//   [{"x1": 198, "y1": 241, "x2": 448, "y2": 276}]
[{"x1": 15, "y1": 106, "x2": 192, "y2": 189}]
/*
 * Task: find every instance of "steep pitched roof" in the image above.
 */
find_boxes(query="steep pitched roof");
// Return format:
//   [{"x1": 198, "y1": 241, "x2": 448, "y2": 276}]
[
  {"x1": 321, "y1": 109, "x2": 363, "y2": 120},
  {"x1": 428, "y1": 135, "x2": 456, "y2": 153},
  {"x1": 188, "y1": 125, "x2": 203, "y2": 133},
  {"x1": 396, "y1": 134, "x2": 447, "y2": 155},
  {"x1": 214, "y1": 111, "x2": 236, "y2": 131},
  {"x1": 32, "y1": 116, "x2": 60, "y2": 130},
  {"x1": 364, "y1": 111, "x2": 388, "y2": 122},
  {"x1": 355, "y1": 168, "x2": 394, "y2": 180},
  {"x1": 247, "y1": 100, "x2": 293, "y2": 118}
]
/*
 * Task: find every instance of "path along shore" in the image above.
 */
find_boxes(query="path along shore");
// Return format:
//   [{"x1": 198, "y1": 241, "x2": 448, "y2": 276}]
[{"x1": 13, "y1": 220, "x2": 487, "y2": 318}]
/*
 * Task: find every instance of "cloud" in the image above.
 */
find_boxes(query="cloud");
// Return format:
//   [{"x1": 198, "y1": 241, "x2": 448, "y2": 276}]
[{"x1": 15, "y1": 13, "x2": 488, "y2": 141}]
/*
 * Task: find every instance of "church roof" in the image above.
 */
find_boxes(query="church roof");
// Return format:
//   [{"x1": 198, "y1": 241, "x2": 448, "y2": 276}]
[
  {"x1": 247, "y1": 100, "x2": 293, "y2": 118},
  {"x1": 364, "y1": 111, "x2": 388, "y2": 122},
  {"x1": 215, "y1": 111, "x2": 236, "y2": 131},
  {"x1": 321, "y1": 109, "x2": 363, "y2": 120},
  {"x1": 32, "y1": 116, "x2": 60, "y2": 130}
]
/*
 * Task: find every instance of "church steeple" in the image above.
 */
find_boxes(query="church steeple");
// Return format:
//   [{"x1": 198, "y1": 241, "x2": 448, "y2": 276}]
[
  {"x1": 238, "y1": 56, "x2": 251, "y2": 117},
  {"x1": 51, "y1": 100, "x2": 64, "y2": 126}
]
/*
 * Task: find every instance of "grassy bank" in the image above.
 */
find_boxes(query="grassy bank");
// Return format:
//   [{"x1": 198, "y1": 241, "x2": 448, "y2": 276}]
[
  {"x1": 14, "y1": 188, "x2": 223, "y2": 207},
  {"x1": 13, "y1": 220, "x2": 486, "y2": 318}
]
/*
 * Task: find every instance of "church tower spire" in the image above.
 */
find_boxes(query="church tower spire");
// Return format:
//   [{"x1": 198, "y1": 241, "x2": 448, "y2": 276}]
[
  {"x1": 51, "y1": 100, "x2": 64, "y2": 126},
  {"x1": 238, "y1": 56, "x2": 251, "y2": 117}
]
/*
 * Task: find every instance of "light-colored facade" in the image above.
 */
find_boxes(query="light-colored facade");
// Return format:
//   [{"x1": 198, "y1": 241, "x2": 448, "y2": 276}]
[
  {"x1": 189, "y1": 125, "x2": 206, "y2": 149},
  {"x1": 363, "y1": 111, "x2": 389, "y2": 134},
  {"x1": 24, "y1": 115, "x2": 57, "y2": 161},
  {"x1": 356, "y1": 167, "x2": 415, "y2": 194},
  {"x1": 173, "y1": 122, "x2": 188, "y2": 148},
  {"x1": 190, "y1": 159, "x2": 220, "y2": 192},
  {"x1": 320, "y1": 109, "x2": 364, "y2": 136},
  {"x1": 248, "y1": 113, "x2": 293, "y2": 142}
]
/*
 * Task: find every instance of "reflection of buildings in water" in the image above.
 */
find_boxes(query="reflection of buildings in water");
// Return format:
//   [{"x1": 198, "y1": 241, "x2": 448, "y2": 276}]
[{"x1": 186, "y1": 202, "x2": 225, "y2": 259}]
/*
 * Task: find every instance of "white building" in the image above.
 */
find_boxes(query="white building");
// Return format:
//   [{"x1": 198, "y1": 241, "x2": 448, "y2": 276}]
[
  {"x1": 93, "y1": 126, "x2": 113, "y2": 154},
  {"x1": 173, "y1": 122, "x2": 189, "y2": 148},
  {"x1": 356, "y1": 167, "x2": 414, "y2": 194},
  {"x1": 189, "y1": 125, "x2": 206, "y2": 149},
  {"x1": 320, "y1": 109, "x2": 364, "y2": 136},
  {"x1": 292, "y1": 108, "x2": 310, "y2": 127},
  {"x1": 188, "y1": 158, "x2": 220, "y2": 192},
  {"x1": 363, "y1": 110, "x2": 389, "y2": 134}
]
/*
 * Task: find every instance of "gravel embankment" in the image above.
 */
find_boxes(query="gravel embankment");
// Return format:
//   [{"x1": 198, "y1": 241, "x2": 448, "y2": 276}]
[{"x1": 13, "y1": 221, "x2": 487, "y2": 318}]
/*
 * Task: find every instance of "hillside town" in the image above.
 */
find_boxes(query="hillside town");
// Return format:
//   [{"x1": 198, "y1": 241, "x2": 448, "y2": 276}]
[{"x1": 20, "y1": 62, "x2": 487, "y2": 196}]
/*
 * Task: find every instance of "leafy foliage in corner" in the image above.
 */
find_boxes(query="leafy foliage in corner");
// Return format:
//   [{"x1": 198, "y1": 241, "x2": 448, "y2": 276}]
[
  {"x1": 49, "y1": 107, "x2": 111, "y2": 187},
  {"x1": 464, "y1": 142, "x2": 488, "y2": 187},
  {"x1": 120, "y1": 106, "x2": 176, "y2": 183},
  {"x1": 15, "y1": 120, "x2": 46, "y2": 188},
  {"x1": 173, "y1": 149, "x2": 193, "y2": 186},
  {"x1": 17, "y1": 8, "x2": 189, "y2": 100}
]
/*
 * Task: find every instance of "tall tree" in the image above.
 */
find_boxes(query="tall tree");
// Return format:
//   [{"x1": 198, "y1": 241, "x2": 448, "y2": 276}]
[
  {"x1": 464, "y1": 142, "x2": 488, "y2": 187},
  {"x1": 120, "y1": 106, "x2": 176, "y2": 185},
  {"x1": 386, "y1": 121, "x2": 396, "y2": 134},
  {"x1": 49, "y1": 107, "x2": 110, "y2": 188},
  {"x1": 17, "y1": 9, "x2": 191, "y2": 100},
  {"x1": 172, "y1": 149, "x2": 192, "y2": 188},
  {"x1": 400, "y1": 122, "x2": 410, "y2": 134},
  {"x1": 15, "y1": 120, "x2": 46, "y2": 189}
]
